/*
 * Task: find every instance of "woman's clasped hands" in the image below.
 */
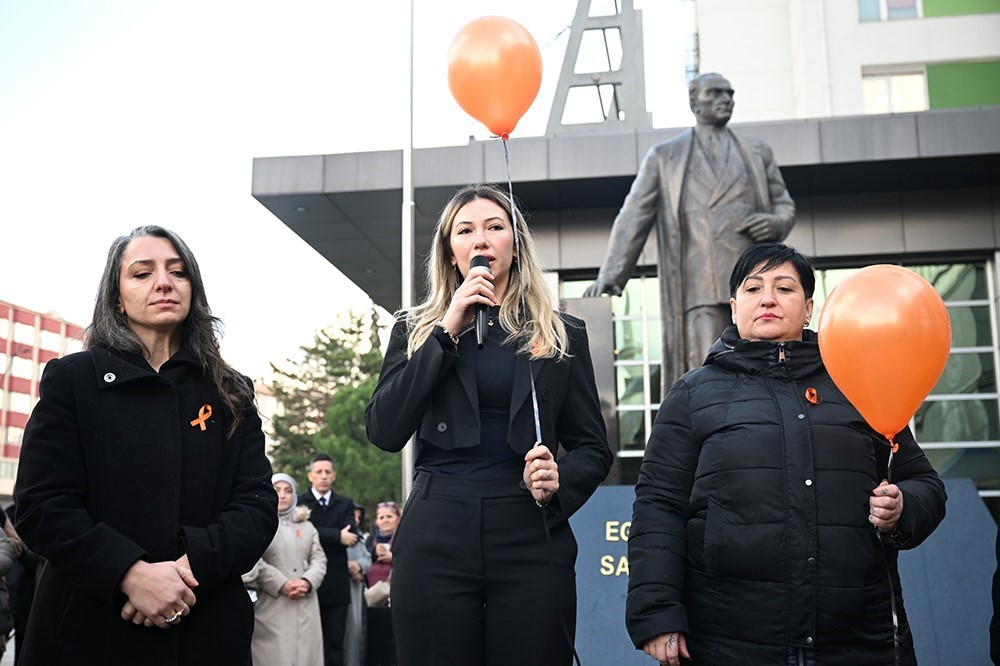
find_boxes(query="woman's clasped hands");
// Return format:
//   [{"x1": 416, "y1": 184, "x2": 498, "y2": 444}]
[{"x1": 119, "y1": 554, "x2": 198, "y2": 629}]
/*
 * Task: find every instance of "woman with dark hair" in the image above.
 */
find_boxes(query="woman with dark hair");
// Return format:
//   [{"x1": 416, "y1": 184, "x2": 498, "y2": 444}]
[
  {"x1": 365, "y1": 183, "x2": 613, "y2": 665},
  {"x1": 626, "y1": 242, "x2": 946, "y2": 665},
  {"x1": 14, "y1": 225, "x2": 277, "y2": 666}
]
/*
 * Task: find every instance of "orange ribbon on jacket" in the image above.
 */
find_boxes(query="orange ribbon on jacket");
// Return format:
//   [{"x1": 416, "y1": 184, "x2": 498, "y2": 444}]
[
  {"x1": 190, "y1": 404, "x2": 212, "y2": 431},
  {"x1": 805, "y1": 388, "x2": 821, "y2": 405}
]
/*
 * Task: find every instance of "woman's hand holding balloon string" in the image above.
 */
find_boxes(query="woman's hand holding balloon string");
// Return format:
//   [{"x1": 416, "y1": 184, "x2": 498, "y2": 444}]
[
  {"x1": 869, "y1": 479, "x2": 904, "y2": 535},
  {"x1": 523, "y1": 444, "x2": 558, "y2": 506}
]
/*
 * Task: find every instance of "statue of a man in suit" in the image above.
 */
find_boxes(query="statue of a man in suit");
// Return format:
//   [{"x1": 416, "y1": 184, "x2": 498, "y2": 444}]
[{"x1": 585, "y1": 72, "x2": 796, "y2": 393}]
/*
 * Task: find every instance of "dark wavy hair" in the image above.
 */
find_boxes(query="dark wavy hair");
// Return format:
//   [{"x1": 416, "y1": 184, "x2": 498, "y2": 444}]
[
  {"x1": 85, "y1": 225, "x2": 253, "y2": 437},
  {"x1": 729, "y1": 242, "x2": 816, "y2": 298}
]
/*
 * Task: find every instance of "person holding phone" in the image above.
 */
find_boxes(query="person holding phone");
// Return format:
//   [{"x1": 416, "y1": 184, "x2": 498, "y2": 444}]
[{"x1": 365, "y1": 183, "x2": 613, "y2": 665}]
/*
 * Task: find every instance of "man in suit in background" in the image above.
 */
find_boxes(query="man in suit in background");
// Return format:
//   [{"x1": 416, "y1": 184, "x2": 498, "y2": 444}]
[
  {"x1": 585, "y1": 72, "x2": 796, "y2": 394},
  {"x1": 299, "y1": 453, "x2": 359, "y2": 666}
]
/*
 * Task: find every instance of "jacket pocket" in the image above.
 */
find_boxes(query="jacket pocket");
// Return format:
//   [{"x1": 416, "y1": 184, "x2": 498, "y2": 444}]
[{"x1": 704, "y1": 497, "x2": 725, "y2": 575}]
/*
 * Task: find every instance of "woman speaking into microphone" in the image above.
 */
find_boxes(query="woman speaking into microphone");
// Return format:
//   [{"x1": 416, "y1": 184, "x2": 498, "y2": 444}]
[{"x1": 365, "y1": 183, "x2": 613, "y2": 666}]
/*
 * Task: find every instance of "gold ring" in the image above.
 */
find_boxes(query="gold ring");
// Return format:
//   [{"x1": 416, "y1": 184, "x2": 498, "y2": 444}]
[{"x1": 164, "y1": 611, "x2": 182, "y2": 624}]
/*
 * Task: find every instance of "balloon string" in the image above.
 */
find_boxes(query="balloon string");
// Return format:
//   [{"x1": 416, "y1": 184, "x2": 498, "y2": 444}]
[{"x1": 501, "y1": 137, "x2": 542, "y2": 446}]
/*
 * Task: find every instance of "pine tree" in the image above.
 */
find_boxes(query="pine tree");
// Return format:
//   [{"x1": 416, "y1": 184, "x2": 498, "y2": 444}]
[{"x1": 268, "y1": 309, "x2": 401, "y2": 509}]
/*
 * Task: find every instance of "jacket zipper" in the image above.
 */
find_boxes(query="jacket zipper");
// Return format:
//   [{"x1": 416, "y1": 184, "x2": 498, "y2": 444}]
[
  {"x1": 778, "y1": 341, "x2": 787, "y2": 363},
  {"x1": 797, "y1": 647, "x2": 805, "y2": 665}
]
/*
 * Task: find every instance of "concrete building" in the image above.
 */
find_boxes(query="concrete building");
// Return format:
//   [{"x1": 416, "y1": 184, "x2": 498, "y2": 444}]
[
  {"x1": 251, "y1": 1, "x2": 1000, "y2": 509},
  {"x1": 0, "y1": 300, "x2": 85, "y2": 500}
]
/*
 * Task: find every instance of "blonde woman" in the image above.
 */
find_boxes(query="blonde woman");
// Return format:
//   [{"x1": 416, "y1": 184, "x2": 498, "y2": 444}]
[{"x1": 365, "y1": 183, "x2": 613, "y2": 665}]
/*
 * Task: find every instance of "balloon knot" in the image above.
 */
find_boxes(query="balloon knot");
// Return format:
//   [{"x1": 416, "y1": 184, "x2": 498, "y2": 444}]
[
  {"x1": 501, "y1": 133, "x2": 510, "y2": 141},
  {"x1": 889, "y1": 439, "x2": 899, "y2": 454}
]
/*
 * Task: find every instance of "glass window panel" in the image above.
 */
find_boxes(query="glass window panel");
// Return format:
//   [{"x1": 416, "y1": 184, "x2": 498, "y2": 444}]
[
  {"x1": 13, "y1": 323, "x2": 34, "y2": 345},
  {"x1": 11, "y1": 357, "x2": 32, "y2": 380},
  {"x1": 862, "y1": 77, "x2": 891, "y2": 114},
  {"x1": 614, "y1": 321, "x2": 645, "y2": 361},
  {"x1": 644, "y1": 276, "x2": 660, "y2": 316},
  {"x1": 886, "y1": 0, "x2": 918, "y2": 20},
  {"x1": 922, "y1": 447, "x2": 1000, "y2": 492},
  {"x1": 616, "y1": 366, "x2": 646, "y2": 405},
  {"x1": 617, "y1": 411, "x2": 646, "y2": 451},
  {"x1": 646, "y1": 320, "x2": 662, "y2": 361},
  {"x1": 931, "y1": 352, "x2": 997, "y2": 395},
  {"x1": 561, "y1": 280, "x2": 590, "y2": 300},
  {"x1": 948, "y1": 305, "x2": 992, "y2": 348},
  {"x1": 889, "y1": 74, "x2": 926, "y2": 112},
  {"x1": 911, "y1": 264, "x2": 987, "y2": 301},
  {"x1": 857, "y1": 0, "x2": 881, "y2": 21},
  {"x1": 611, "y1": 279, "x2": 645, "y2": 317},
  {"x1": 5, "y1": 426, "x2": 23, "y2": 445},
  {"x1": 914, "y1": 398, "x2": 999, "y2": 442},
  {"x1": 40, "y1": 330, "x2": 61, "y2": 351},
  {"x1": 9, "y1": 392, "x2": 31, "y2": 413},
  {"x1": 650, "y1": 368, "x2": 662, "y2": 405}
]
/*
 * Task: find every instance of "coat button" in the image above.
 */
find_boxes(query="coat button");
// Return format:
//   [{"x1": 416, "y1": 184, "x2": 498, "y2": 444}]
[
  {"x1": 804, "y1": 479, "x2": 813, "y2": 486},
  {"x1": 437, "y1": 422, "x2": 447, "y2": 432},
  {"x1": 103, "y1": 373, "x2": 116, "y2": 383},
  {"x1": 806, "y1": 636, "x2": 814, "y2": 645}
]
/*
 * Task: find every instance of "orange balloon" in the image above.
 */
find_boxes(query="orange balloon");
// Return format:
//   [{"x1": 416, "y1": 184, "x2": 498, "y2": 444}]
[
  {"x1": 447, "y1": 16, "x2": 542, "y2": 140},
  {"x1": 818, "y1": 265, "x2": 951, "y2": 444}
]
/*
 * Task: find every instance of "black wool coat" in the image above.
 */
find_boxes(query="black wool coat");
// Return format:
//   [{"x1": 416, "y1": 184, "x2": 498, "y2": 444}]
[
  {"x1": 297, "y1": 490, "x2": 357, "y2": 607},
  {"x1": 14, "y1": 346, "x2": 277, "y2": 666},
  {"x1": 626, "y1": 327, "x2": 946, "y2": 665}
]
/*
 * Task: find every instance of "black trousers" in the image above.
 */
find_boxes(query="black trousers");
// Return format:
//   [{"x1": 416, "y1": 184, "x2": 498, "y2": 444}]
[
  {"x1": 391, "y1": 470, "x2": 578, "y2": 666},
  {"x1": 319, "y1": 603, "x2": 348, "y2": 666}
]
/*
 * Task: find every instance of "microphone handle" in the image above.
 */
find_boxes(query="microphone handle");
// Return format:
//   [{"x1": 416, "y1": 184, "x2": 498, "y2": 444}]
[{"x1": 475, "y1": 304, "x2": 488, "y2": 349}]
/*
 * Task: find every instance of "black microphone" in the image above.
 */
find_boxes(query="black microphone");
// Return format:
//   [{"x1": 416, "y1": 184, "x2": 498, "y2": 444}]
[{"x1": 470, "y1": 255, "x2": 491, "y2": 349}]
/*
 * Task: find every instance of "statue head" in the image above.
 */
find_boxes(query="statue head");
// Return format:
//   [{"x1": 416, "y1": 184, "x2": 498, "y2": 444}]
[{"x1": 689, "y1": 73, "x2": 734, "y2": 128}]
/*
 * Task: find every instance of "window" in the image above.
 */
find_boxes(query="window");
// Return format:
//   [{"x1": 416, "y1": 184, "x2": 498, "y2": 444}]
[
  {"x1": 8, "y1": 392, "x2": 31, "y2": 414},
  {"x1": 13, "y1": 322, "x2": 35, "y2": 345},
  {"x1": 564, "y1": 275, "x2": 660, "y2": 484},
  {"x1": 858, "y1": 0, "x2": 922, "y2": 21},
  {"x1": 10, "y1": 357, "x2": 33, "y2": 380},
  {"x1": 863, "y1": 72, "x2": 927, "y2": 114},
  {"x1": 40, "y1": 330, "x2": 62, "y2": 352},
  {"x1": 815, "y1": 262, "x2": 1000, "y2": 499},
  {"x1": 4, "y1": 426, "x2": 23, "y2": 446}
]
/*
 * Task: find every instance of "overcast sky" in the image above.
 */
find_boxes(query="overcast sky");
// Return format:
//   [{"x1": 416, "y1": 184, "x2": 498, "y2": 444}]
[{"x1": 0, "y1": 0, "x2": 690, "y2": 379}]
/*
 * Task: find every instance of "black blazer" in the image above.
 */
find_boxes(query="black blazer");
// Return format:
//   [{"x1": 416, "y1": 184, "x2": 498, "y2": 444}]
[
  {"x1": 298, "y1": 491, "x2": 356, "y2": 607},
  {"x1": 365, "y1": 312, "x2": 612, "y2": 525}
]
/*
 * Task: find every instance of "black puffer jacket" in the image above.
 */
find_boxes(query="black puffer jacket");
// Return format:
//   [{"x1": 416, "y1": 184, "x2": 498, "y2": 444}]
[{"x1": 626, "y1": 327, "x2": 946, "y2": 665}]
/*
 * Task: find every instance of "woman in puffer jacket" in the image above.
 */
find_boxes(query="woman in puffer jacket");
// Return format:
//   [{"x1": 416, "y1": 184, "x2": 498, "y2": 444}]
[{"x1": 626, "y1": 242, "x2": 946, "y2": 665}]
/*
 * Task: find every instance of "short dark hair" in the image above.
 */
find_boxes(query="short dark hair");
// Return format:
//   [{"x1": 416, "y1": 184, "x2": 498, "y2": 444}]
[
  {"x1": 310, "y1": 453, "x2": 334, "y2": 469},
  {"x1": 729, "y1": 242, "x2": 815, "y2": 298}
]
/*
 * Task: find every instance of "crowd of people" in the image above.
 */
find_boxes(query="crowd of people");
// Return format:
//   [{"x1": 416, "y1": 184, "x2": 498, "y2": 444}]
[{"x1": 1, "y1": 194, "x2": 996, "y2": 666}]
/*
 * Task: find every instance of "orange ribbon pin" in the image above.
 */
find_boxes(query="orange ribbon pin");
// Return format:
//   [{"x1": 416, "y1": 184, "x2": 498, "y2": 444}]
[
  {"x1": 804, "y1": 388, "x2": 821, "y2": 405},
  {"x1": 190, "y1": 404, "x2": 213, "y2": 431}
]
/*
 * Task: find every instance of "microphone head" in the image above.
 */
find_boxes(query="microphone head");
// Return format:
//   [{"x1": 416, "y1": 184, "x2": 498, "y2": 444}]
[{"x1": 470, "y1": 255, "x2": 491, "y2": 273}]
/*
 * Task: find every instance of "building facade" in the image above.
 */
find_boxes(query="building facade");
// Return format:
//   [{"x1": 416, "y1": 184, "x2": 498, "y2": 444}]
[{"x1": 0, "y1": 300, "x2": 85, "y2": 500}]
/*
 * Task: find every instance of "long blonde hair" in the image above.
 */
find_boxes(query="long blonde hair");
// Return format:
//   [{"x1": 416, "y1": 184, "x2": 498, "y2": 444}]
[{"x1": 404, "y1": 184, "x2": 568, "y2": 360}]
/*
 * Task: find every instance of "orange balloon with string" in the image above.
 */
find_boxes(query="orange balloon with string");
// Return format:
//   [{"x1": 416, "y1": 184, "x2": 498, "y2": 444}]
[
  {"x1": 818, "y1": 265, "x2": 951, "y2": 450},
  {"x1": 447, "y1": 16, "x2": 542, "y2": 140}
]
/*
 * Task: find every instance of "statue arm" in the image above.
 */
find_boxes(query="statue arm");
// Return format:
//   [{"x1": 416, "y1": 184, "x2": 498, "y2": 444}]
[
  {"x1": 739, "y1": 143, "x2": 796, "y2": 242},
  {"x1": 585, "y1": 149, "x2": 663, "y2": 297}
]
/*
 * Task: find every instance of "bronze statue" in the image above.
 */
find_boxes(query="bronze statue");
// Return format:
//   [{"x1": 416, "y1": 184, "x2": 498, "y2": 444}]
[{"x1": 585, "y1": 72, "x2": 795, "y2": 393}]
